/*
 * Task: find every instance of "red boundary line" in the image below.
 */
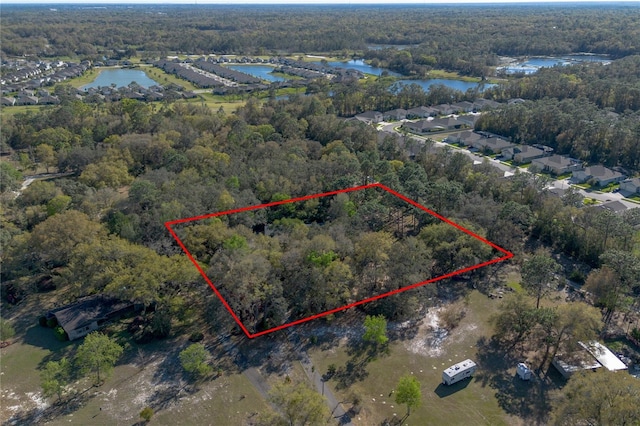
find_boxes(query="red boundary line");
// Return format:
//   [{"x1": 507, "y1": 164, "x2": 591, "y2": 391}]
[{"x1": 166, "y1": 183, "x2": 513, "y2": 338}]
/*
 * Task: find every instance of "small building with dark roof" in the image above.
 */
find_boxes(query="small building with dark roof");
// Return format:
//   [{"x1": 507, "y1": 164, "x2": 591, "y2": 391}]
[{"x1": 48, "y1": 296, "x2": 140, "y2": 341}]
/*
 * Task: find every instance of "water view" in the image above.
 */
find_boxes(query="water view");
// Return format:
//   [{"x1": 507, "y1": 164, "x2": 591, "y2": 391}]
[
  {"x1": 315, "y1": 59, "x2": 403, "y2": 77},
  {"x1": 82, "y1": 68, "x2": 159, "y2": 89},
  {"x1": 394, "y1": 79, "x2": 496, "y2": 93},
  {"x1": 226, "y1": 64, "x2": 289, "y2": 82},
  {"x1": 499, "y1": 54, "x2": 610, "y2": 75}
]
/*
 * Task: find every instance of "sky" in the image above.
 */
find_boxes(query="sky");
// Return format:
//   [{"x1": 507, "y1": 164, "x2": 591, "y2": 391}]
[{"x1": 4, "y1": 0, "x2": 636, "y2": 4}]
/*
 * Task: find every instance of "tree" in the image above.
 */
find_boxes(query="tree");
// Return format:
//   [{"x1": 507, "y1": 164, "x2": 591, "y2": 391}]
[
  {"x1": 139, "y1": 406, "x2": 154, "y2": 422},
  {"x1": 0, "y1": 162, "x2": 23, "y2": 193},
  {"x1": 395, "y1": 375, "x2": 421, "y2": 417},
  {"x1": 75, "y1": 332, "x2": 123, "y2": 385},
  {"x1": 28, "y1": 210, "x2": 107, "y2": 267},
  {"x1": 35, "y1": 144, "x2": 56, "y2": 173},
  {"x1": 491, "y1": 293, "x2": 539, "y2": 350},
  {"x1": 265, "y1": 381, "x2": 329, "y2": 426},
  {"x1": 598, "y1": 250, "x2": 640, "y2": 324},
  {"x1": 363, "y1": 314, "x2": 388, "y2": 346},
  {"x1": 521, "y1": 252, "x2": 561, "y2": 309},
  {"x1": 0, "y1": 318, "x2": 16, "y2": 342},
  {"x1": 540, "y1": 302, "x2": 603, "y2": 370},
  {"x1": 551, "y1": 370, "x2": 640, "y2": 426},
  {"x1": 179, "y1": 343, "x2": 213, "y2": 381},
  {"x1": 584, "y1": 266, "x2": 624, "y2": 325},
  {"x1": 41, "y1": 358, "x2": 71, "y2": 401}
]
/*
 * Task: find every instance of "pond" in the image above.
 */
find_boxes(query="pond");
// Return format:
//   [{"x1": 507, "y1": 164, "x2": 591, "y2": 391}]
[
  {"x1": 499, "y1": 55, "x2": 610, "y2": 75},
  {"x1": 225, "y1": 64, "x2": 289, "y2": 82},
  {"x1": 82, "y1": 68, "x2": 159, "y2": 89},
  {"x1": 394, "y1": 79, "x2": 496, "y2": 93},
  {"x1": 313, "y1": 59, "x2": 403, "y2": 77},
  {"x1": 366, "y1": 44, "x2": 415, "y2": 51}
]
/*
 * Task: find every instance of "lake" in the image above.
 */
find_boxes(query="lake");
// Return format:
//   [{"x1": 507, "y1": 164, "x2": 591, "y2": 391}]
[
  {"x1": 82, "y1": 68, "x2": 159, "y2": 89},
  {"x1": 394, "y1": 79, "x2": 496, "y2": 93},
  {"x1": 226, "y1": 64, "x2": 289, "y2": 82},
  {"x1": 499, "y1": 55, "x2": 610, "y2": 75},
  {"x1": 314, "y1": 59, "x2": 403, "y2": 77}
]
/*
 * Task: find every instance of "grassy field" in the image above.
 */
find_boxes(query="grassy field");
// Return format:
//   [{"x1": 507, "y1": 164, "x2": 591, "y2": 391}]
[
  {"x1": 1, "y1": 326, "x2": 272, "y2": 425},
  {"x1": 1, "y1": 287, "x2": 566, "y2": 425},
  {"x1": 1, "y1": 104, "x2": 46, "y2": 116},
  {"x1": 309, "y1": 291, "x2": 547, "y2": 426},
  {"x1": 142, "y1": 67, "x2": 199, "y2": 92}
]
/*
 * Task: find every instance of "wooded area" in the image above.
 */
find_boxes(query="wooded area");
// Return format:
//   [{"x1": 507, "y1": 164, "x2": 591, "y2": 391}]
[{"x1": 1, "y1": 4, "x2": 639, "y2": 425}]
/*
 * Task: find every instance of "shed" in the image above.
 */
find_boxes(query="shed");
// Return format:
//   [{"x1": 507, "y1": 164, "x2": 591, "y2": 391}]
[{"x1": 48, "y1": 296, "x2": 140, "y2": 341}]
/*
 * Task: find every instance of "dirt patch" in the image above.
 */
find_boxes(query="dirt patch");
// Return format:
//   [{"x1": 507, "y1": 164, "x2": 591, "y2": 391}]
[{"x1": 404, "y1": 307, "x2": 449, "y2": 357}]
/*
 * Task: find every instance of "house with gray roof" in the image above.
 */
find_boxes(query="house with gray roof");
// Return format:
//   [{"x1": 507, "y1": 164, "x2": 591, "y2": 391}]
[
  {"x1": 598, "y1": 201, "x2": 629, "y2": 214},
  {"x1": 456, "y1": 114, "x2": 481, "y2": 128},
  {"x1": 403, "y1": 117, "x2": 465, "y2": 134},
  {"x1": 406, "y1": 106, "x2": 436, "y2": 118},
  {"x1": 445, "y1": 130, "x2": 485, "y2": 145},
  {"x1": 620, "y1": 178, "x2": 640, "y2": 195},
  {"x1": 469, "y1": 136, "x2": 515, "y2": 154},
  {"x1": 433, "y1": 104, "x2": 455, "y2": 115},
  {"x1": 354, "y1": 110, "x2": 383, "y2": 124},
  {"x1": 383, "y1": 108, "x2": 407, "y2": 121},
  {"x1": 451, "y1": 101, "x2": 475, "y2": 113},
  {"x1": 573, "y1": 165, "x2": 625, "y2": 187},
  {"x1": 502, "y1": 145, "x2": 547, "y2": 164},
  {"x1": 473, "y1": 98, "x2": 501, "y2": 111},
  {"x1": 531, "y1": 155, "x2": 582, "y2": 175}
]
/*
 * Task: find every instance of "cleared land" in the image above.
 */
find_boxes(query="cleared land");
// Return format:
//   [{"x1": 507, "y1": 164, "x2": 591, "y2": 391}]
[{"x1": 2, "y1": 283, "x2": 568, "y2": 425}]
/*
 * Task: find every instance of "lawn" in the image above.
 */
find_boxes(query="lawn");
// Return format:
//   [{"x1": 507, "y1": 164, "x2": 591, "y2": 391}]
[
  {"x1": 0, "y1": 289, "x2": 276, "y2": 425},
  {"x1": 1, "y1": 323, "x2": 273, "y2": 425},
  {"x1": 309, "y1": 291, "x2": 529, "y2": 426},
  {"x1": 1, "y1": 104, "x2": 46, "y2": 116},
  {"x1": 142, "y1": 67, "x2": 199, "y2": 92}
]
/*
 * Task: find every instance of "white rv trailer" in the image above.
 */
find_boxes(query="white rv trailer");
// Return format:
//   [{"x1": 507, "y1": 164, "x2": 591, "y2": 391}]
[{"x1": 442, "y1": 359, "x2": 477, "y2": 385}]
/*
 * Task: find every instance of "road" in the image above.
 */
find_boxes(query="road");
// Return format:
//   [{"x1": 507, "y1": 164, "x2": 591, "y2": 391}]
[
  {"x1": 14, "y1": 172, "x2": 74, "y2": 198},
  {"x1": 299, "y1": 352, "x2": 354, "y2": 425},
  {"x1": 380, "y1": 121, "x2": 639, "y2": 210}
]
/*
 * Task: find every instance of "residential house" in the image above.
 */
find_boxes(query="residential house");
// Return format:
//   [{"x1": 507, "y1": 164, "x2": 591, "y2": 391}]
[
  {"x1": 501, "y1": 145, "x2": 546, "y2": 164},
  {"x1": 598, "y1": 201, "x2": 629, "y2": 214},
  {"x1": 403, "y1": 117, "x2": 464, "y2": 134},
  {"x1": 619, "y1": 178, "x2": 640, "y2": 195},
  {"x1": 1, "y1": 97, "x2": 16, "y2": 106},
  {"x1": 469, "y1": 136, "x2": 515, "y2": 154},
  {"x1": 507, "y1": 98, "x2": 526, "y2": 105},
  {"x1": 531, "y1": 155, "x2": 582, "y2": 175},
  {"x1": 15, "y1": 95, "x2": 38, "y2": 105},
  {"x1": 547, "y1": 187, "x2": 567, "y2": 198},
  {"x1": 354, "y1": 111, "x2": 383, "y2": 125},
  {"x1": 456, "y1": 114, "x2": 481, "y2": 128},
  {"x1": 48, "y1": 296, "x2": 141, "y2": 341},
  {"x1": 38, "y1": 95, "x2": 60, "y2": 105},
  {"x1": 406, "y1": 106, "x2": 436, "y2": 119},
  {"x1": 433, "y1": 104, "x2": 455, "y2": 115},
  {"x1": 472, "y1": 98, "x2": 501, "y2": 111},
  {"x1": 451, "y1": 101, "x2": 475, "y2": 113},
  {"x1": 445, "y1": 130, "x2": 485, "y2": 146},
  {"x1": 383, "y1": 108, "x2": 407, "y2": 121},
  {"x1": 402, "y1": 119, "x2": 432, "y2": 134},
  {"x1": 572, "y1": 165, "x2": 625, "y2": 187}
]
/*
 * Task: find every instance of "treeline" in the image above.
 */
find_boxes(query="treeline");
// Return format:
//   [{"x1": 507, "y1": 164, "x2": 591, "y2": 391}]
[
  {"x1": 2, "y1": 5, "x2": 640, "y2": 77},
  {"x1": 476, "y1": 99, "x2": 640, "y2": 171}
]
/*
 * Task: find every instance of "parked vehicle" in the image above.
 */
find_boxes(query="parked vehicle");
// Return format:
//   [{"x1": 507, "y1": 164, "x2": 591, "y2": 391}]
[{"x1": 442, "y1": 359, "x2": 477, "y2": 385}]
